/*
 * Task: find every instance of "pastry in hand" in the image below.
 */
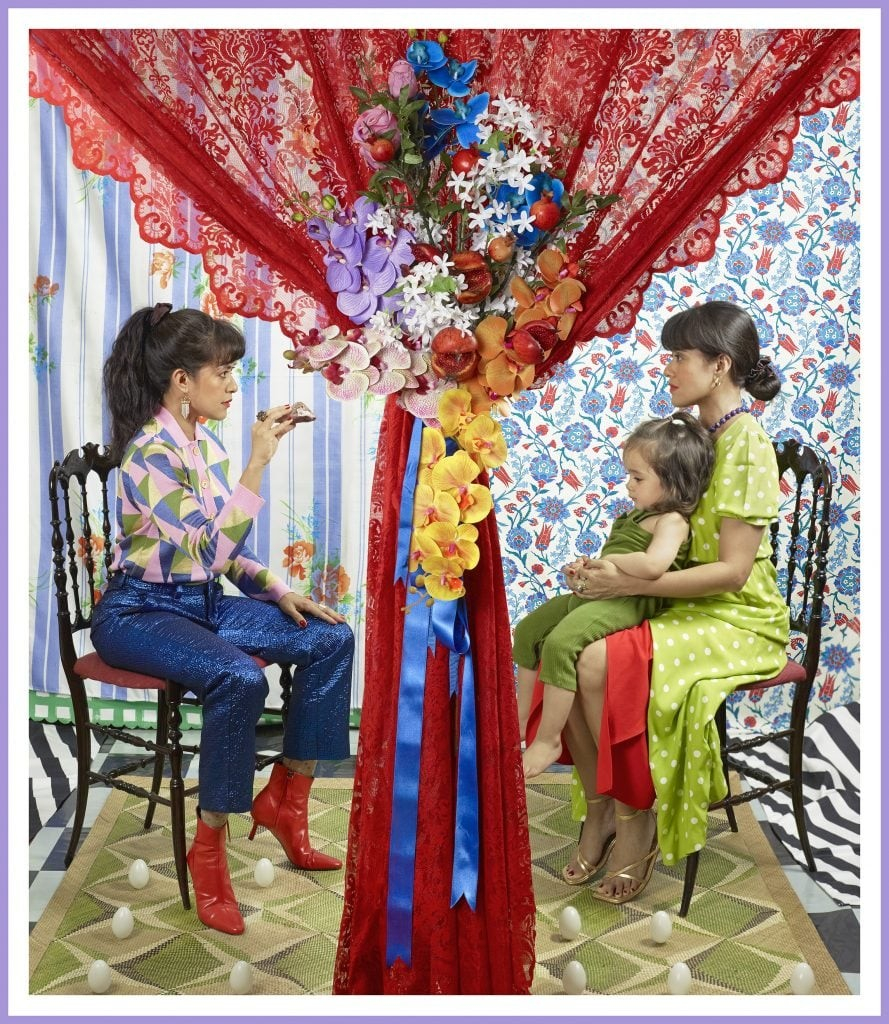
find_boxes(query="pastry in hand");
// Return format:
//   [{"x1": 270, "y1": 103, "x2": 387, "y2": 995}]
[{"x1": 256, "y1": 402, "x2": 316, "y2": 424}]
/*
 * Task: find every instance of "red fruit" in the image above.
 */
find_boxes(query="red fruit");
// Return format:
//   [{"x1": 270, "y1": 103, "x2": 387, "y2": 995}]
[
  {"x1": 452, "y1": 251, "x2": 493, "y2": 305},
  {"x1": 507, "y1": 329, "x2": 544, "y2": 366},
  {"x1": 410, "y1": 242, "x2": 444, "y2": 264},
  {"x1": 451, "y1": 147, "x2": 479, "y2": 174},
  {"x1": 369, "y1": 137, "x2": 396, "y2": 162},
  {"x1": 430, "y1": 327, "x2": 479, "y2": 381},
  {"x1": 487, "y1": 234, "x2": 516, "y2": 263},
  {"x1": 507, "y1": 320, "x2": 558, "y2": 365},
  {"x1": 529, "y1": 198, "x2": 561, "y2": 232}
]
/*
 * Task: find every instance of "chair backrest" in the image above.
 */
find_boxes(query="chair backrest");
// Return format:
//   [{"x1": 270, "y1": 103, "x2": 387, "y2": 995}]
[
  {"x1": 769, "y1": 439, "x2": 833, "y2": 684},
  {"x1": 48, "y1": 443, "x2": 120, "y2": 672}
]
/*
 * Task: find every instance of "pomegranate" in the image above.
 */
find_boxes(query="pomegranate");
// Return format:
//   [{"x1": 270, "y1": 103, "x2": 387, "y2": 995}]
[
  {"x1": 452, "y1": 251, "x2": 493, "y2": 305},
  {"x1": 451, "y1": 147, "x2": 480, "y2": 174},
  {"x1": 369, "y1": 137, "x2": 396, "y2": 162},
  {"x1": 430, "y1": 327, "x2": 479, "y2": 381},
  {"x1": 529, "y1": 198, "x2": 561, "y2": 232}
]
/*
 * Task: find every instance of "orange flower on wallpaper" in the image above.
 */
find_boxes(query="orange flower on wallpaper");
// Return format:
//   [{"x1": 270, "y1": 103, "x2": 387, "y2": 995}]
[
  {"x1": 150, "y1": 251, "x2": 176, "y2": 289},
  {"x1": 76, "y1": 535, "x2": 105, "y2": 560},
  {"x1": 311, "y1": 564, "x2": 351, "y2": 605},
  {"x1": 201, "y1": 289, "x2": 224, "y2": 319},
  {"x1": 283, "y1": 540, "x2": 314, "y2": 579},
  {"x1": 33, "y1": 275, "x2": 59, "y2": 300}
]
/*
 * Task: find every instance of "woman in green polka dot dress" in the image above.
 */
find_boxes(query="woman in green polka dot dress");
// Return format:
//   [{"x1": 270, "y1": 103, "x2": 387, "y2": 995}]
[{"x1": 562, "y1": 301, "x2": 788, "y2": 903}]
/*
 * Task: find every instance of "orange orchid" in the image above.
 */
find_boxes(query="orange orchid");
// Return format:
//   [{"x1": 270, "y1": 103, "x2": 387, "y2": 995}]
[
  {"x1": 421, "y1": 521, "x2": 480, "y2": 571},
  {"x1": 418, "y1": 556, "x2": 466, "y2": 602},
  {"x1": 430, "y1": 450, "x2": 493, "y2": 523},
  {"x1": 511, "y1": 250, "x2": 587, "y2": 340},
  {"x1": 461, "y1": 413, "x2": 507, "y2": 469},
  {"x1": 473, "y1": 315, "x2": 536, "y2": 400}
]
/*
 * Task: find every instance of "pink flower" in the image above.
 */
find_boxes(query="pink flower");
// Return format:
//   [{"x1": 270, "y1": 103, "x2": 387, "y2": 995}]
[
  {"x1": 352, "y1": 105, "x2": 401, "y2": 169},
  {"x1": 388, "y1": 59, "x2": 419, "y2": 99}
]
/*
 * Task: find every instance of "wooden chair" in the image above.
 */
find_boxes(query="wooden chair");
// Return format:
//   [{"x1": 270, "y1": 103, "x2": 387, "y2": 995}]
[
  {"x1": 678, "y1": 438, "x2": 833, "y2": 917},
  {"x1": 48, "y1": 442, "x2": 293, "y2": 909}
]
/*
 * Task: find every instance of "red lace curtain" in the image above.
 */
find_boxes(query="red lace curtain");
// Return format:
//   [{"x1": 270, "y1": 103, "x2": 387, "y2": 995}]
[{"x1": 29, "y1": 28, "x2": 859, "y2": 356}]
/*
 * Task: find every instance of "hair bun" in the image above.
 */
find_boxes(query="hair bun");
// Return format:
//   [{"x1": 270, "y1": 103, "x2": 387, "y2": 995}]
[{"x1": 744, "y1": 355, "x2": 773, "y2": 387}]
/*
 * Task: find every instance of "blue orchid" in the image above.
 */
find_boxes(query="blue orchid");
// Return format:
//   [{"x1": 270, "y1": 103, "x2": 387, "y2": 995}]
[
  {"x1": 406, "y1": 39, "x2": 447, "y2": 75},
  {"x1": 429, "y1": 93, "x2": 489, "y2": 152},
  {"x1": 427, "y1": 57, "x2": 478, "y2": 98},
  {"x1": 492, "y1": 173, "x2": 566, "y2": 248}
]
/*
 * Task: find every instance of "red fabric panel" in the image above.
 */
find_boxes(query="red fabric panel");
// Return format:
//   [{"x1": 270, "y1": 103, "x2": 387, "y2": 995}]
[
  {"x1": 28, "y1": 29, "x2": 860, "y2": 347},
  {"x1": 333, "y1": 397, "x2": 536, "y2": 994},
  {"x1": 597, "y1": 623, "x2": 656, "y2": 810},
  {"x1": 738, "y1": 659, "x2": 806, "y2": 690}
]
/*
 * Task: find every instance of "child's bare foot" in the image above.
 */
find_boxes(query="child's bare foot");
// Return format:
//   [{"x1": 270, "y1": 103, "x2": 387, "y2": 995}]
[{"x1": 522, "y1": 737, "x2": 562, "y2": 778}]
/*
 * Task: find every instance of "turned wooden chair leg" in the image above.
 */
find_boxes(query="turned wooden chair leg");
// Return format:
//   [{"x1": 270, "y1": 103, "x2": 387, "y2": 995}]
[
  {"x1": 65, "y1": 675, "x2": 93, "y2": 867},
  {"x1": 144, "y1": 689, "x2": 169, "y2": 830},
  {"x1": 166, "y1": 685, "x2": 190, "y2": 910},
  {"x1": 679, "y1": 851, "x2": 700, "y2": 918}
]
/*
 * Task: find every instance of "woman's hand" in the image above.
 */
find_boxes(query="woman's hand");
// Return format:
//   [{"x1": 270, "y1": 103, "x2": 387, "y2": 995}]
[
  {"x1": 278, "y1": 591, "x2": 347, "y2": 627},
  {"x1": 247, "y1": 404, "x2": 298, "y2": 469},
  {"x1": 567, "y1": 558, "x2": 633, "y2": 599}
]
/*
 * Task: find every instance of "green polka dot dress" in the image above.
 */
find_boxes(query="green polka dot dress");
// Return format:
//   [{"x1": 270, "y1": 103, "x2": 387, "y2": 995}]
[{"x1": 648, "y1": 414, "x2": 789, "y2": 866}]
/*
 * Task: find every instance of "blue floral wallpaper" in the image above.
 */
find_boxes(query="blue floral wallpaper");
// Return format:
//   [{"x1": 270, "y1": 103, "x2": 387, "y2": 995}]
[{"x1": 492, "y1": 102, "x2": 860, "y2": 729}]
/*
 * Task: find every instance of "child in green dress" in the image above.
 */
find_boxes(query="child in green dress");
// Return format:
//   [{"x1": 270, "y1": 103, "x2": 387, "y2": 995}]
[{"x1": 514, "y1": 412, "x2": 715, "y2": 778}]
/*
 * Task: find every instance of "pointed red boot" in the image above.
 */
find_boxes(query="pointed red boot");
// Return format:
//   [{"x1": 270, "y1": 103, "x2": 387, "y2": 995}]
[
  {"x1": 249, "y1": 762, "x2": 342, "y2": 870},
  {"x1": 186, "y1": 813, "x2": 245, "y2": 934}
]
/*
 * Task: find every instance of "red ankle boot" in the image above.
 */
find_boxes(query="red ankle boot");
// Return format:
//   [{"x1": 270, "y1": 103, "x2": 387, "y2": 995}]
[
  {"x1": 249, "y1": 762, "x2": 342, "y2": 870},
  {"x1": 186, "y1": 814, "x2": 245, "y2": 934}
]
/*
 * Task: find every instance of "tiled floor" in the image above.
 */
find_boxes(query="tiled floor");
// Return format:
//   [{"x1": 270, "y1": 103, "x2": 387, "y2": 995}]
[{"x1": 29, "y1": 726, "x2": 859, "y2": 994}]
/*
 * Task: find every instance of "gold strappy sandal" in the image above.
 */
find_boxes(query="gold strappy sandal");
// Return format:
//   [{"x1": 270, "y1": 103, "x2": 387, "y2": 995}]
[
  {"x1": 590, "y1": 808, "x2": 658, "y2": 905},
  {"x1": 561, "y1": 796, "x2": 617, "y2": 886}
]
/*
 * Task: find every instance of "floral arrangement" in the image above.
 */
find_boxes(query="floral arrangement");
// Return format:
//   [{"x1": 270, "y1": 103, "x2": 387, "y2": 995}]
[
  {"x1": 285, "y1": 33, "x2": 617, "y2": 422},
  {"x1": 407, "y1": 388, "x2": 507, "y2": 601}
]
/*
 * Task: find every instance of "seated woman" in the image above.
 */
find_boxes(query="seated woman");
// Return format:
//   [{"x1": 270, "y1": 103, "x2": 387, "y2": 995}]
[
  {"x1": 92, "y1": 304, "x2": 354, "y2": 935},
  {"x1": 560, "y1": 300, "x2": 787, "y2": 904}
]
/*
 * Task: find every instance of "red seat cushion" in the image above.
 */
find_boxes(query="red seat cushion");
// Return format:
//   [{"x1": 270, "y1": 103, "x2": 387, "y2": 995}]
[
  {"x1": 735, "y1": 657, "x2": 807, "y2": 692},
  {"x1": 74, "y1": 651, "x2": 269, "y2": 690}
]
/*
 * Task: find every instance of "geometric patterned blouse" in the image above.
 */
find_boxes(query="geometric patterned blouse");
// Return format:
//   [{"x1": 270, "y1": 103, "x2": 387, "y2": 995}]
[{"x1": 110, "y1": 405, "x2": 290, "y2": 602}]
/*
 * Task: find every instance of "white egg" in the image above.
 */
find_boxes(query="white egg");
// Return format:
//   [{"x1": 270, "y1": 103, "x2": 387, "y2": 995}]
[
  {"x1": 790, "y1": 962, "x2": 815, "y2": 995},
  {"x1": 127, "y1": 859, "x2": 150, "y2": 889},
  {"x1": 229, "y1": 960, "x2": 253, "y2": 994},
  {"x1": 87, "y1": 959, "x2": 112, "y2": 994},
  {"x1": 667, "y1": 961, "x2": 692, "y2": 995},
  {"x1": 558, "y1": 905, "x2": 582, "y2": 941},
  {"x1": 253, "y1": 857, "x2": 275, "y2": 888},
  {"x1": 649, "y1": 910, "x2": 673, "y2": 944},
  {"x1": 111, "y1": 905, "x2": 134, "y2": 939},
  {"x1": 562, "y1": 959, "x2": 587, "y2": 995}
]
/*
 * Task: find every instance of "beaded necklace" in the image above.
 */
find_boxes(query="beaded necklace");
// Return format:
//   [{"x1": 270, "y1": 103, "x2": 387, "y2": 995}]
[{"x1": 707, "y1": 405, "x2": 748, "y2": 434}]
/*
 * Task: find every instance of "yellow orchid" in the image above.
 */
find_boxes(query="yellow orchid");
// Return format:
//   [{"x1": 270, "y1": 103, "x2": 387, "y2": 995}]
[
  {"x1": 418, "y1": 427, "x2": 447, "y2": 486},
  {"x1": 461, "y1": 413, "x2": 507, "y2": 470},
  {"x1": 419, "y1": 555, "x2": 466, "y2": 602},
  {"x1": 408, "y1": 528, "x2": 441, "y2": 573},
  {"x1": 430, "y1": 451, "x2": 493, "y2": 524},
  {"x1": 412, "y1": 482, "x2": 460, "y2": 532},
  {"x1": 437, "y1": 388, "x2": 475, "y2": 438},
  {"x1": 422, "y1": 521, "x2": 480, "y2": 571}
]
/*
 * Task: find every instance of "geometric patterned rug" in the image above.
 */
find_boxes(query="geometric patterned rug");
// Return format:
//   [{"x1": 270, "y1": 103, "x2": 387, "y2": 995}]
[{"x1": 29, "y1": 775, "x2": 848, "y2": 996}]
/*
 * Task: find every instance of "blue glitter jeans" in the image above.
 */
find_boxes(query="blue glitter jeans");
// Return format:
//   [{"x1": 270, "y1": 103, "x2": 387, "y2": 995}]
[{"x1": 91, "y1": 573, "x2": 353, "y2": 813}]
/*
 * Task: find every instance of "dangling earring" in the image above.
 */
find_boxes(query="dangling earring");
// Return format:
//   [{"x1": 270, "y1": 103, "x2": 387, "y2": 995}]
[
  {"x1": 180, "y1": 394, "x2": 191, "y2": 418},
  {"x1": 712, "y1": 374, "x2": 721, "y2": 390}
]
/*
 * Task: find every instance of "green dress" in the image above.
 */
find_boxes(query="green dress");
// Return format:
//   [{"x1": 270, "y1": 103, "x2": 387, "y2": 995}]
[
  {"x1": 512, "y1": 508, "x2": 690, "y2": 692},
  {"x1": 647, "y1": 414, "x2": 789, "y2": 866}
]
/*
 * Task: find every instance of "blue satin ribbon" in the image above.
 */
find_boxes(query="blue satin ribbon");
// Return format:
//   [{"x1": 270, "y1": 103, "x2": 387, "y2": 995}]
[
  {"x1": 385, "y1": 415, "x2": 480, "y2": 966},
  {"x1": 386, "y1": 574, "x2": 432, "y2": 968},
  {"x1": 394, "y1": 416, "x2": 424, "y2": 585}
]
